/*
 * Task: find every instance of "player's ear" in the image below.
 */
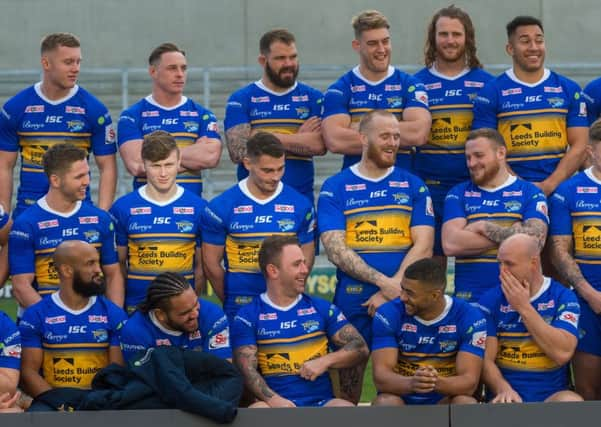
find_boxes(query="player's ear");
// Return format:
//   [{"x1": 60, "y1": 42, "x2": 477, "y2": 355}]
[
  {"x1": 352, "y1": 38, "x2": 361, "y2": 53},
  {"x1": 258, "y1": 54, "x2": 267, "y2": 68},
  {"x1": 266, "y1": 263, "x2": 279, "y2": 279}
]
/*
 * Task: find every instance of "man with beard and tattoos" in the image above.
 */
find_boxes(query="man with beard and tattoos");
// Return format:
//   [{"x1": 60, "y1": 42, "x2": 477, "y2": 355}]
[
  {"x1": 318, "y1": 110, "x2": 434, "y2": 403},
  {"x1": 442, "y1": 128, "x2": 549, "y2": 304},
  {"x1": 19, "y1": 240, "x2": 127, "y2": 398},
  {"x1": 224, "y1": 29, "x2": 325, "y2": 203}
]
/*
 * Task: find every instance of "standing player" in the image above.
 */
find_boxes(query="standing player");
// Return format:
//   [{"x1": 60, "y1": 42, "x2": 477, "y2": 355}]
[
  {"x1": 322, "y1": 9, "x2": 431, "y2": 171},
  {"x1": 414, "y1": 5, "x2": 493, "y2": 257},
  {"x1": 0, "y1": 32, "x2": 117, "y2": 218},
  {"x1": 442, "y1": 129, "x2": 548, "y2": 303},
  {"x1": 202, "y1": 132, "x2": 315, "y2": 321},
  {"x1": 472, "y1": 16, "x2": 588, "y2": 197},
  {"x1": 318, "y1": 110, "x2": 434, "y2": 402},
  {"x1": 584, "y1": 76, "x2": 601, "y2": 124},
  {"x1": 118, "y1": 43, "x2": 221, "y2": 196},
  {"x1": 372, "y1": 258, "x2": 486, "y2": 405},
  {"x1": 549, "y1": 119, "x2": 601, "y2": 400},
  {"x1": 224, "y1": 29, "x2": 325, "y2": 203},
  {"x1": 19, "y1": 240, "x2": 126, "y2": 397},
  {"x1": 110, "y1": 131, "x2": 206, "y2": 313},
  {"x1": 8, "y1": 144, "x2": 122, "y2": 311}
]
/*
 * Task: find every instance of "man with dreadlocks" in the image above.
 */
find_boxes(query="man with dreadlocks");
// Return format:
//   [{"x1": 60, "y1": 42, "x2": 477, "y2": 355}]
[{"x1": 119, "y1": 271, "x2": 231, "y2": 362}]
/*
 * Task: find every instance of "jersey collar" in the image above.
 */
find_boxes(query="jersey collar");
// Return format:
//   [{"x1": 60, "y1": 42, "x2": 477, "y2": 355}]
[
  {"x1": 138, "y1": 185, "x2": 184, "y2": 206},
  {"x1": 51, "y1": 292, "x2": 96, "y2": 315},
  {"x1": 37, "y1": 197, "x2": 82, "y2": 218},
  {"x1": 34, "y1": 82, "x2": 79, "y2": 105},
  {"x1": 145, "y1": 94, "x2": 188, "y2": 110},
  {"x1": 414, "y1": 295, "x2": 453, "y2": 326},
  {"x1": 352, "y1": 65, "x2": 395, "y2": 85},
  {"x1": 238, "y1": 178, "x2": 283, "y2": 205},
  {"x1": 255, "y1": 80, "x2": 298, "y2": 96},
  {"x1": 149, "y1": 310, "x2": 184, "y2": 336},
  {"x1": 505, "y1": 68, "x2": 551, "y2": 88}
]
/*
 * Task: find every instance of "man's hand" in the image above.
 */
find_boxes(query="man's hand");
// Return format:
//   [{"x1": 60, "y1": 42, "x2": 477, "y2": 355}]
[
  {"x1": 0, "y1": 391, "x2": 22, "y2": 412},
  {"x1": 491, "y1": 387, "x2": 522, "y2": 403},
  {"x1": 500, "y1": 267, "x2": 531, "y2": 312},
  {"x1": 533, "y1": 180, "x2": 554, "y2": 197},
  {"x1": 299, "y1": 357, "x2": 329, "y2": 381},
  {"x1": 409, "y1": 366, "x2": 437, "y2": 394},
  {"x1": 297, "y1": 116, "x2": 321, "y2": 133},
  {"x1": 362, "y1": 291, "x2": 388, "y2": 317},
  {"x1": 580, "y1": 286, "x2": 601, "y2": 314},
  {"x1": 377, "y1": 277, "x2": 401, "y2": 301},
  {"x1": 266, "y1": 395, "x2": 297, "y2": 408}
]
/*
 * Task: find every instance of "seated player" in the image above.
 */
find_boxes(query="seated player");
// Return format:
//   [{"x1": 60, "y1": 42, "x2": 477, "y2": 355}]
[{"x1": 0, "y1": 310, "x2": 21, "y2": 412}]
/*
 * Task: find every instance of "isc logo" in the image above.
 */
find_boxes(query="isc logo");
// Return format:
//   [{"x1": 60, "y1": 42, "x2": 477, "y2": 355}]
[
  {"x1": 62, "y1": 228, "x2": 79, "y2": 237},
  {"x1": 280, "y1": 320, "x2": 297, "y2": 329},
  {"x1": 482, "y1": 200, "x2": 499, "y2": 207},
  {"x1": 153, "y1": 217, "x2": 171, "y2": 224},
  {"x1": 45, "y1": 116, "x2": 63, "y2": 123},
  {"x1": 162, "y1": 118, "x2": 179, "y2": 125},
  {"x1": 68, "y1": 325, "x2": 87, "y2": 333},
  {"x1": 370, "y1": 190, "x2": 387, "y2": 198},
  {"x1": 273, "y1": 104, "x2": 290, "y2": 111},
  {"x1": 368, "y1": 93, "x2": 382, "y2": 101},
  {"x1": 525, "y1": 95, "x2": 542, "y2": 103},
  {"x1": 255, "y1": 215, "x2": 272, "y2": 223},
  {"x1": 418, "y1": 336, "x2": 435, "y2": 344},
  {"x1": 445, "y1": 89, "x2": 462, "y2": 96}
]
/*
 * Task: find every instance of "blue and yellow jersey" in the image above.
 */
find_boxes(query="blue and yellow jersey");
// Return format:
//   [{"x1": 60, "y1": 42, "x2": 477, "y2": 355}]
[
  {"x1": 117, "y1": 96, "x2": 221, "y2": 195},
  {"x1": 443, "y1": 176, "x2": 548, "y2": 302},
  {"x1": 19, "y1": 293, "x2": 127, "y2": 389},
  {"x1": 583, "y1": 76, "x2": 601, "y2": 125},
  {"x1": 413, "y1": 67, "x2": 493, "y2": 189},
  {"x1": 472, "y1": 69, "x2": 588, "y2": 182},
  {"x1": 317, "y1": 165, "x2": 434, "y2": 315},
  {"x1": 0, "y1": 83, "x2": 116, "y2": 218},
  {"x1": 8, "y1": 199, "x2": 118, "y2": 296},
  {"x1": 549, "y1": 168, "x2": 601, "y2": 290},
  {"x1": 231, "y1": 293, "x2": 347, "y2": 403},
  {"x1": 0, "y1": 310, "x2": 20, "y2": 371},
  {"x1": 110, "y1": 186, "x2": 205, "y2": 312},
  {"x1": 202, "y1": 180, "x2": 315, "y2": 317},
  {"x1": 323, "y1": 66, "x2": 429, "y2": 171},
  {"x1": 372, "y1": 296, "x2": 486, "y2": 404},
  {"x1": 224, "y1": 81, "x2": 323, "y2": 200},
  {"x1": 119, "y1": 298, "x2": 231, "y2": 362},
  {"x1": 478, "y1": 278, "x2": 580, "y2": 402}
]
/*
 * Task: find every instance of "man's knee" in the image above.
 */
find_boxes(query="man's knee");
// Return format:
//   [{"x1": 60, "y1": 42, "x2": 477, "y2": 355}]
[
  {"x1": 372, "y1": 393, "x2": 404, "y2": 406},
  {"x1": 325, "y1": 398, "x2": 355, "y2": 407},
  {"x1": 545, "y1": 390, "x2": 583, "y2": 402}
]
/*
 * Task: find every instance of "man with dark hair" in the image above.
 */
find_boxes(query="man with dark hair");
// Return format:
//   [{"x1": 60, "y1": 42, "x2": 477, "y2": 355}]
[
  {"x1": 372, "y1": 257, "x2": 486, "y2": 405},
  {"x1": 9, "y1": 143, "x2": 122, "y2": 313},
  {"x1": 319, "y1": 109, "x2": 434, "y2": 402},
  {"x1": 472, "y1": 16, "x2": 588, "y2": 197},
  {"x1": 414, "y1": 5, "x2": 493, "y2": 258},
  {"x1": 322, "y1": 10, "x2": 431, "y2": 172},
  {"x1": 19, "y1": 240, "x2": 127, "y2": 398},
  {"x1": 119, "y1": 271, "x2": 231, "y2": 362},
  {"x1": 549, "y1": 118, "x2": 601, "y2": 400},
  {"x1": 118, "y1": 42, "x2": 221, "y2": 196},
  {"x1": 202, "y1": 132, "x2": 315, "y2": 321},
  {"x1": 110, "y1": 131, "x2": 207, "y2": 312},
  {"x1": 442, "y1": 128, "x2": 548, "y2": 303},
  {"x1": 0, "y1": 32, "x2": 117, "y2": 218},
  {"x1": 479, "y1": 234, "x2": 582, "y2": 403},
  {"x1": 232, "y1": 235, "x2": 368, "y2": 407},
  {"x1": 224, "y1": 28, "x2": 325, "y2": 203}
]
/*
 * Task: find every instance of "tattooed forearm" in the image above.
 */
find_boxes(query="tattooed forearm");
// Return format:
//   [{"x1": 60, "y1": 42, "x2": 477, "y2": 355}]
[
  {"x1": 338, "y1": 366, "x2": 364, "y2": 405},
  {"x1": 225, "y1": 123, "x2": 251, "y2": 163},
  {"x1": 519, "y1": 218, "x2": 548, "y2": 248},
  {"x1": 482, "y1": 219, "x2": 547, "y2": 248},
  {"x1": 234, "y1": 345, "x2": 275, "y2": 400},
  {"x1": 321, "y1": 231, "x2": 384, "y2": 285},
  {"x1": 286, "y1": 144, "x2": 314, "y2": 157},
  {"x1": 332, "y1": 324, "x2": 369, "y2": 355},
  {"x1": 550, "y1": 235, "x2": 587, "y2": 289}
]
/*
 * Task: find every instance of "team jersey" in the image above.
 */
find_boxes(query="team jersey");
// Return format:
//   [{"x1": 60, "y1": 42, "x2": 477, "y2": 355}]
[
  {"x1": 472, "y1": 68, "x2": 588, "y2": 182},
  {"x1": 119, "y1": 298, "x2": 231, "y2": 362},
  {"x1": 372, "y1": 296, "x2": 486, "y2": 405},
  {"x1": 323, "y1": 66, "x2": 429, "y2": 171},
  {"x1": 231, "y1": 293, "x2": 347, "y2": 404},
  {"x1": 413, "y1": 67, "x2": 493, "y2": 189},
  {"x1": 224, "y1": 81, "x2": 323, "y2": 199},
  {"x1": 443, "y1": 175, "x2": 548, "y2": 302},
  {"x1": 318, "y1": 165, "x2": 434, "y2": 316},
  {"x1": 583, "y1": 76, "x2": 601, "y2": 124},
  {"x1": 202, "y1": 179, "x2": 315, "y2": 317},
  {"x1": 110, "y1": 185, "x2": 205, "y2": 312},
  {"x1": 0, "y1": 203, "x2": 9, "y2": 230},
  {"x1": 478, "y1": 277, "x2": 580, "y2": 402},
  {"x1": 8, "y1": 198, "x2": 118, "y2": 296},
  {"x1": 549, "y1": 168, "x2": 601, "y2": 290},
  {"x1": 0, "y1": 83, "x2": 116, "y2": 217},
  {"x1": 117, "y1": 95, "x2": 221, "y2": 195},
  {"x1": 19, "y1": 293, "x2": 127, "y2": 389},
  {"x1": 0, "y1": 310, "x2": 20, "y2": 371}
]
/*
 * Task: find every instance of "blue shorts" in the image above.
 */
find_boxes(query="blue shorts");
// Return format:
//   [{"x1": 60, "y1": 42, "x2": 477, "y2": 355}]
[
  {"x1": 291, "y1": 396, "x2": 333, "y2": 407},
  {"x1": 402, "y1": 392, "x2": 444, "y2": 405},
  {"x1": 576, "y1": 295, "x2": 601, "y2": 356}
]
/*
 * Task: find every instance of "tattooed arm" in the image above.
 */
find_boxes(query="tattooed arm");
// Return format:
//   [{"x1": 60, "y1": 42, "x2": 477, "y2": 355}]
[
  {"x1": 225, "y1": 123, "x2": 251, "y2": 164},
  {"x1": 321, "y1": 230, "x2": 399, "y2": 299},
  {"x1": 551, "y1": 235, "x2": 601, "y2": 313},
  {"x1": 234, "y1": 345, "x2": 295, "y2": 407},
  {"x1": 466, "y1": 218, "x2": 548, "y2": 249}
]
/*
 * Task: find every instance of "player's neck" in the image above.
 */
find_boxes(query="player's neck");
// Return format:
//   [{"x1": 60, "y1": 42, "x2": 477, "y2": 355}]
[
  {"x1": 357, "y1": 159, "x2": 391, "y2": 180},
  {"x1": 40, "y1": 80, "x2": 72, "y2": 101},
  {"x1": 528, "y1": 274, "x2": 545, "y2": 297},
  {"x1": 266, "y1": 286, "x2": 299, "y2": 307},
  {"x1": 591, "y1": 166, "x2": 601, "y2": 181},
  {"x1": 418, "y1": 298, "x2": 446, "y2": 322},
  {"x1": 260, "y1": 77, "x2": 290, "y2": 94},
  {"x1": 144, "y1": 184, "x2": 178, "y2": 203},
  {"x1": 245, "y1": 179, "x2": 277, "y2": 200},
  {"x1": 433, "y1": 59, "x2": 467, "y2": 77},
  {"x1": 358, "y1": 64, "x2": 389, "y2": 82},
  {"x1": 512, "y1": 65, "x2": 545, "y2": 84},
  {"x1": 152, "y1": 89, "x2": 183, "y2": 108},
  {"x1": 58, "y1": 288, "x2": 90, "y2": 311},
  {"x1": 45, "y1": 191, "x2": 80, "y2": 214},
  {"x1": 478, "y1": 167, "x2": 511, "y2": 190}
]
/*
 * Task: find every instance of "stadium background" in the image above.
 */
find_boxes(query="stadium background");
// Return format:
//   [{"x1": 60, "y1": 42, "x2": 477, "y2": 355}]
[{"x1": 1, "y1": 0, "x2": 600, "y2": 402}]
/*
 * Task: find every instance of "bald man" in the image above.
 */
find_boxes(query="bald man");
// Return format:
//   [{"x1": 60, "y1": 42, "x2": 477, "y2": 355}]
[
  {"x1": 478, "y1": 234, "x2": 582, "y2": 403},
  {"x1": 19, "y1": 240, "x2": 127, "y2": 398}
]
